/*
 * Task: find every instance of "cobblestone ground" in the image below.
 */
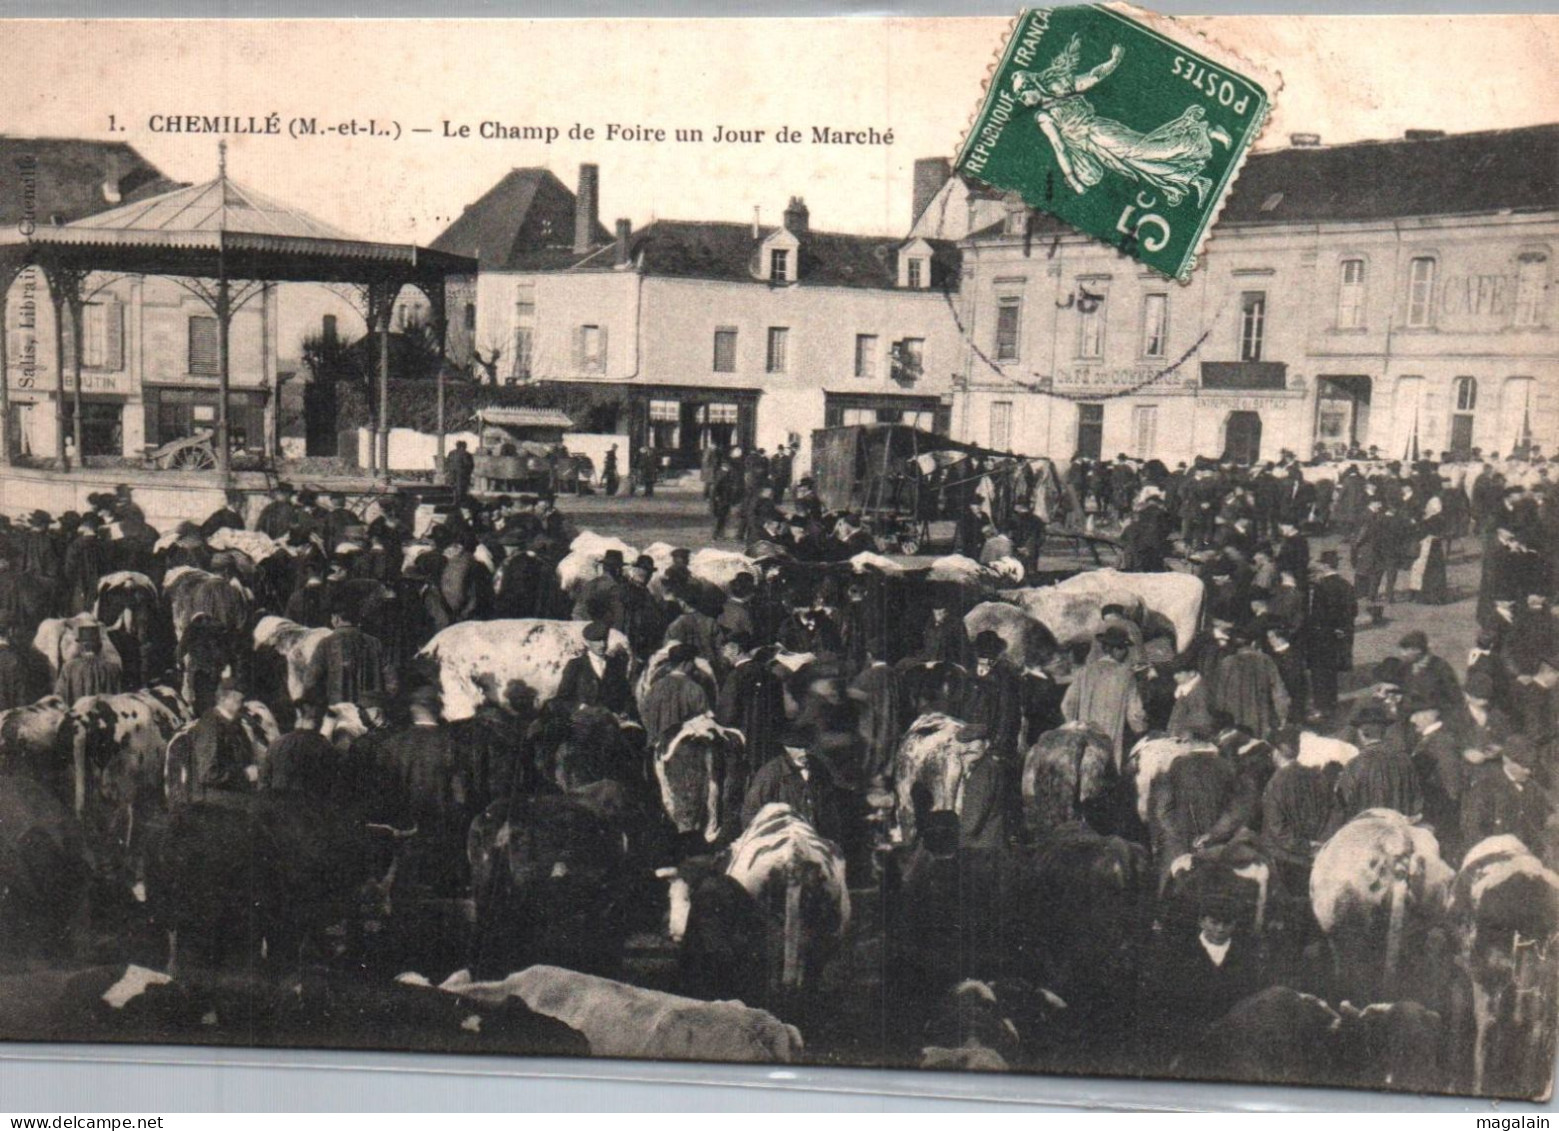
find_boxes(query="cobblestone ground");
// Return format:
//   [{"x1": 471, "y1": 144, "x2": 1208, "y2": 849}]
[{"x1": 563, "y1": 491, "x2": 1488, "y2": 694}]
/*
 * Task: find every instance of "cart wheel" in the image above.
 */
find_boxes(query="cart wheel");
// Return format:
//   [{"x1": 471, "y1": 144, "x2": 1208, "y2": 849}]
[
  {"x1": 899, "y1": 536, "x2": 922, "y2": 556},
  {"x1": 173, "y1": 445, "x2": 216, "y2": 471}
]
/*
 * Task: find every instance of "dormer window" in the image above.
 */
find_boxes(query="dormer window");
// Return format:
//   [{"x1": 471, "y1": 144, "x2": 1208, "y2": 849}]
[
  {"x1": 770, "y1": 249, "x2": 790, "y2": 283},
  {"x1": 897, "y1": 239, "x2": 935, "y2": 289},
  {"x1": 907, "y1": 259, "x2": 924, "y2": 289}
]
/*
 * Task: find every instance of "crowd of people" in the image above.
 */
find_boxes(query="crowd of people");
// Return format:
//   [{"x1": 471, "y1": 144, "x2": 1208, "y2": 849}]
[{"x1": 0, "y1": 442, "x2": 1554, "y2": 1085}]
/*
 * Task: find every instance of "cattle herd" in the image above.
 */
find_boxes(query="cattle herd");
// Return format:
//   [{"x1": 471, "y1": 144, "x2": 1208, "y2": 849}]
[{"x1": 0, "y1": 472, "x2": 1555, "y2": 1102}]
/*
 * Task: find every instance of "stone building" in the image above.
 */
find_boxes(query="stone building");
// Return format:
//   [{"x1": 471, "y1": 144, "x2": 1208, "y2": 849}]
[{"x1": 941, "y1": 124, "x2": 1559, "y2": 465}]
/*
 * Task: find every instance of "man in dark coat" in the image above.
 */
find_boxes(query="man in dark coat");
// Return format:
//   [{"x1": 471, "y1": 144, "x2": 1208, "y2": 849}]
[
  {"x1": 1147, "y1": 875, "x2": 1266, "y2": 1061},
  {"x1": 55, "y1": 622, "x2": 122, "y2": 702},
  {"x1": 1305, "y1": 551, "x2": 1357, "y2": 720},
  {"x1": 636, "y1": 445, "x2": 658, "y2": 498},
  {"x1": 187, "y1": 680, "x2": 255, "y2": 802},
  {"x1": 1406, "y1": 698, "x2": 1467, "y2": 862},
  {"x1": 620, "y1": 555, "x2": 666, "y2": 660},
  {"x1": 573, "y1": 549, "x2": 626, "y2": 628},
  {"x1": 915, "y1": 587, "x2": 970, "y2": 667},
  {"x1": 740, "y1": 723, "x2": 840, "y2": 840},
  {"x1": 303, "y1": 598, "x2": 394, "y2": 707},
  {"x1": 446, "y1": 441, "x2": 475, "y2": 504},
  {"x1": 200, "y1": 491, "x2": 248, "y2": 539},
  {"x1": 62, "y1": 514, "x2": 110, "y2": 616},
  {"x1": 263, "y1": 700, "x2": 337, "y2": 796},
  {"x1": 255, "y1": 484, "x2": 298, "y2": 539},
  {"x1": 1329, "y1": 703, "x2": 1423, "y2": 831},
  {"x1": 956, "y1": 630, "x2": 1023, "y2": 765},
  {"x1": 0, "y1": 610, "x2": 38, "y2": 711},
  {"x1": 554, "y1": 621, "x2": 633, "y2": 714},
  {"x1": 1460, "y1": 735, "x2": 1552, "y2": 854},
  {"x1": 1395, "y1": 630, "x2": 1464, "y2": 722}
]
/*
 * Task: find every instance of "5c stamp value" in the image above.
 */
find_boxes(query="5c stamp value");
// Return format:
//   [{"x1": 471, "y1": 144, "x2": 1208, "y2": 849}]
[{"x1": 956, "y1": 4, "x2": 1276, "y2": 282}]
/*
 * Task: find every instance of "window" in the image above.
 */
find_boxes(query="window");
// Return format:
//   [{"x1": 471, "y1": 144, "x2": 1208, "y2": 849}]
[
  {"x1": 1514, "y1": 253, "x2": 1548, "y2": 327},
  {"x1": 516, "y1": 283, "x2": 536, "y2": 321},
  {"x1": 1078, "y1": 289, "x2": 1106, "y2": 359},
  {"x1": 188, "y1": 316, "x2": 220, "y2": 376},
  {"x1": 990, "y1": 401, "x2": 1013, "y2": 451},
  {"x1": 995, "y1": 297, "x2": 1021, "y2": 361},
  {"x1": 1407, "y1": 257, "x2": 1436, "y2": 327},
  {"x1": 701, "y1": 402, "x2": 739, "y2": 424},
  {"x1": 1502, "y1": 377, "x2": 1536, "y2": 455},
  {"x1": 1454, "y1": 375, "x2": 1478, "y2": 413},
  {"x1": 907, "y1": 258, "x2": 924, "y2": 288},
  {"x1": 765, "y1": 327, "x2": 788, "y2": 374},
  {"x1": 511, "y1": 327, "x2": 533, "y2": 380},
  {"x1": 648, "y1": 399, "x2": 680, "y2": 422},
  {"x1": 463, "y1": 303, "x2": 476, "y2": 333},
  {"x1": 1337, "y1": 258, "x2": 1366, "y2": 328},
  {"x1": 1239, "y1": 291, "x2": 1266, "y2": 362},
  {"x1": 1004, "y1": 208, "x2": 1026, "y2": 236},
  {"x1": 713, "y1": 328, "x2": 738, "y2": 372},
  {"x1": 893, "y1": 337, "x2": 925, "y2": 383},
  {"x1": 770, "y1": 249, "x2": 790, "y2": 283},
  {"x1": 854, "y1": 334, "x2": 878, "y2": 379},
  {"x1": 1131, "y1": 405, "x2": 1158, "y2": 458},
  {"x1": 575, "y1": 324, "x2": 606, "y2": 374},
  {"x1": 1451, "y1": 376, "x2": 1478, "y2": 454},
  {"x1": 81, "y1": 300, "x2": 123, "y2": 370},
  {"x1": 1075, "y1": 402, "x2": 1104, "y2": 461},
  {"x1": 1141, "y1": 293, "x2": 1167, "y2": 358}
]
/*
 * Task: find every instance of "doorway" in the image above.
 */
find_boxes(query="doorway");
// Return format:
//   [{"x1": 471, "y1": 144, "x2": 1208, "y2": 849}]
[{"x1": 1223, "y1": 411, "x2": 1263, "y2": 464}]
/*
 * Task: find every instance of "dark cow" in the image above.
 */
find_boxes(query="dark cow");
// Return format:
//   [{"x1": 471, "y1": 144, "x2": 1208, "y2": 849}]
[
  {"x1": 1176, "y1": 986, "x2": 1443, "y2": 1092},
  {"x1": 1021, "y1": 723, "x2": 1115, "y2": 838},
  {"x1": 252, "y1": 614, "x2": 330, "y2": 706},
  {"x1": 0, "y1": 775, "x2": 93, "y2": 959},
  {"x1": 95, "y1": 571, "x2": 172, "y2": 685},
  {"x1": 919, "y1": 978, "x2": 1070, "y2": 1072},
  {"x1": 655, "y1": 713, "x2": 746, "y2": 848},
  {"x1": 1449, "y1": 835, "x2": 1559, "y2": 1097},
  {"x1": 466, "y1": 792, "x2": 637, "y2": 979},
  {"x1": 661, "y1": 853, "x2": 768, "y2": 1005},
  {"x1": 27, "y1": 963, "x2": 587, "y2": 1057},
  {"x1": 0, "y1": 696, "x2": 70, "y2": 784},
  {"x1": 163, "y1": 566, "x2": 251, "y2": 641}
]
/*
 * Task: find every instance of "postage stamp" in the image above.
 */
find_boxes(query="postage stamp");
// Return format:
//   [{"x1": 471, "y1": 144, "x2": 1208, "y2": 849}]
[{"x1": 956, "y1": 3, "x2": 1277, "y2": 282}]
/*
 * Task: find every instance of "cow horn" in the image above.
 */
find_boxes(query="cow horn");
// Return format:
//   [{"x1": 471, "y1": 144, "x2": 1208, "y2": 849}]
[{"x1": 653, "y1": 866, "x2": 678, "y2": 880}]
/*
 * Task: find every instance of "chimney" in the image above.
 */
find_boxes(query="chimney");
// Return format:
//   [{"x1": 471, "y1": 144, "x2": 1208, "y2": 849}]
[
  {"x1": 752, "y1": 206, "x2": 761, "y2": 239},
  {"x1": 1288, "y1": 132, "x2": 1321, "y2": 147},
  {"x1": 1404, "y1": 129, "x2": 1446, "y2": 141},
  {"x1": 783, "y1": 196, "x2": 809, "y2": 236},
  {"x1": 100, "y1": 147, "x2": 131, "y2": 204},
  {"x1": 614, "y1": 218, "x2": 632, "y2": 267},
  {"x1": 911, "y1": 157, "x2": 952, "y2": 225},
  {"x1": 574, "y1": 163, "x2": 599, "y2": 255}
]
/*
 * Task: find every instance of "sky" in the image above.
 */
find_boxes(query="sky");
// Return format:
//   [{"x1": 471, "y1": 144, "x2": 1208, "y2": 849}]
[{"x1": 5, "y1": 15, "x2": 1556, "y2": 244}]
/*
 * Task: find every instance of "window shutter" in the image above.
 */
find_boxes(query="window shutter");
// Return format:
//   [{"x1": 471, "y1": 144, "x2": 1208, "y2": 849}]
[
  {"x1": 597, "y1": 326, "x2": 609, "y2": 373},
  {"x1": 572, "y1": 326, "x2": 584, "y2": 372},
  {"x1": 105, "y1": 301, "x2": 124, "y2": 370}
]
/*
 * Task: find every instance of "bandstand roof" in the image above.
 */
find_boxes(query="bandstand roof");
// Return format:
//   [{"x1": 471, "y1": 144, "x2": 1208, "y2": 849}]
[{"x1": 0, "y1": 171, "x2": 475, "y2": 284}]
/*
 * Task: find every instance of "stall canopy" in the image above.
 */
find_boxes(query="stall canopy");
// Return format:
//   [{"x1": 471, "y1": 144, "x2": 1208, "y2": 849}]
[{"x1": 0, "y1": 145, "x2": 476, "y2": 474}]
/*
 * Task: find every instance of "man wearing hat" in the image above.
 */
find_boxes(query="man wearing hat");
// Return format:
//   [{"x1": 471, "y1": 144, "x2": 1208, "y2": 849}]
[
  {"x1": 740, "y1": 721, "x2": 840, "y2": 840},
  {"x1": 1304, "y1": 550, "x2": 1356, "y2": 720},
  {"x1": 55, "y1": 621, "x2": 122, "y2": 702},
  {"x1": 556, "y1": 621, "x2": 632, "y2": 714},
  {"x1": 263, "y1": 700, "x2": 335, "y2": 796},
  {"x1": 1460, "y1": 734, "x2": 1552, "y2": 854},
  {"x1": 1405, "y1": 696, "x2": 1467, "y2": 859},
  {"x1": 1211, "y1": 624, "x2": 1289, "y2": 740},
  {"x1": 63, "y1": 511, "x2": 109, "y2": 616},
  {"x1": 617, "y1": 554, "x2": 665, "y2": 660},
  {"x1": 572, "y1": 548, "x2": 626, "y2": 629},
  {"x1": 256, "y1": 483, "x2": 298, "y2": 539},
  {"x1": 303, "y1": 592, "x2": 395, "y2": 708},
  {"x1": 718, "y1": 571, "x2": 758, "y2": 644},
  {"x1": 200, "y1": 490, "x2": 248, "y2": 540},
  {"x1": 183, "y1": 678, "x2": 255, "y2": 802},
  {"x1": 284, "y1": 561, "x2": 332, "y2": 629},
  {"x1": 913, "y1": 583, "x2": 971, "y2": 668},
  {"x1": 956, "y1": 630, "x2": 1023, "y2": 766},
  {"x1": 1062, "y1": 624, "x2": 1148, "y2": 770},
  {"x1": 20, "y1": 510, "x2": 59, "y2": 583},
  {"x1": 1330, "y1": 701, "x2": 1423, "y2": 830},
  {"x1": 710, "y1": 457, "x2": 742, "y2": 540},
  {"x1": 640, "y1": 642, "x2": 711, "y2": 752},
  {"x1": 0, "y1": 609, "x2": 38, "y2": 711},
  {"x1": 1147, "y1": 866, "x2": 1265, "y2": 1050}
]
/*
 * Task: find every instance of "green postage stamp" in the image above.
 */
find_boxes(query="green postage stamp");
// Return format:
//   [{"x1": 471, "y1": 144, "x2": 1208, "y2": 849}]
[{"x1": 956, "y1": 4, "x2": 1277, "y2": 282}]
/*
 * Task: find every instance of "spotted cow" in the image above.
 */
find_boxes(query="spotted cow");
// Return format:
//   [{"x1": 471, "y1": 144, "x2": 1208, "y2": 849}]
[{"x1": 419, "y1": 619, "x2": 632, "y2": 722}]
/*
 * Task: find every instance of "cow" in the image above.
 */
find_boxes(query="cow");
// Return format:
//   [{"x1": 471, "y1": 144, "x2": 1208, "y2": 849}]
[
  {"x1": 0, "y1": 774, "x2": 93, "y2": 960},
  {"x1": 320, "y1": 701, "x2": 372, "y2": 750},
  {"x1": 1449, "y1": 835, "x2": 1559, "y2": 1097},
  {"x1": 725, "y1": 803, "x2": 850, "y2": 995},
  {"x1": 467, "y1": 792, "x2": 637, "y2": 978},
  {"x1": 1021, "y1": 723, "x2": 1115, "y2": 838},
  {"x1": 1311, "y1": 808, "x2": 1456, "y2": 1005},
  {"x1": 1176, "y1": 986, "x2": 1443, "y2": 1092},
  {"x1": 963, "y1": 601, "x2": 1060, "y2": 671},
  {"x1": 642, "y1": 542, "x2": 761, "y2": 598},
  {"x1": 163, "y1": 566, "x2": 251, "y2": 641},
  {"x1": 33, "y1": 614, "x2": 126, "y2": 680},
  {"x1": 1011, "y1": 568, "x2": 1204, "y2": 653},
  {"x1": 919, "y1": 979, "x2": 1070, "y2": 1073},
  {"x1": 37, "y1": 964, "x2": 588, "y2": 1057},
  {"x1": 659, "y1": 853, "x2": 769, "y2": 1005},
  {"x1": 556, "y1": 532, "x2": 639, "y2": 597},
  {"x1": 442, "y1": 965, "x2": 802, "y2": 1063},
  {"x1": 252, "y1": 614, "x2": 331, "y2": 705},
  {"x1": 418, "y1": 618, "x2": 632, "y2": 722},
  {"x1": 0, "y1": 696, "x2": 70, "y2": 783},
  {"x1": 59, "y1": 686, "x2": 193, "y2": 822},
  {"x1": 94, "y1": 571, "x2": 171, "y2": 685},
  {"x1": 892, "y1": 712, "x2": 987, "y2": 845},
  {"x1": 654, "y1": 713, "x2": 747, "y2": 848},
  {"x1": 163, "y1": 699, "x2": 283, "y2": 809}
]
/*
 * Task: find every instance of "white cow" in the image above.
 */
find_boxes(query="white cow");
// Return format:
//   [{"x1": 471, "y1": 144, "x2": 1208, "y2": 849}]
[
  {"x1": 963, "y1": 601, "x2": 1057, "y2": 670},
  {"x1": 892, "y1": 712, "x2": 989, "y2": 844},
  {"x1": 252, "y1": 615, "x2": 332, "y2": 704},
  {"x1": 435, "y1": 966, "x2": 804, "y2": 1063},
  {"x1": 556, "y1": 532, "x2": 639, "y2": 596},
  {"x1": 418, "y1": 619, "x2": 631, "y2": 721},
  {"x1": 1012, "y1": 568, "x2": 1204, "y2": 653}
]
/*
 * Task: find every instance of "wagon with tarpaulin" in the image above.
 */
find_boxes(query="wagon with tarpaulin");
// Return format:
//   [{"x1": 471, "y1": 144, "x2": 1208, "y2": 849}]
[
  {"x1": 808, "y1": 423, "x2": 1062, "y2": 555},
  {"x1": 471, "y1": 407, "x2": 593, "y2": 496}
]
